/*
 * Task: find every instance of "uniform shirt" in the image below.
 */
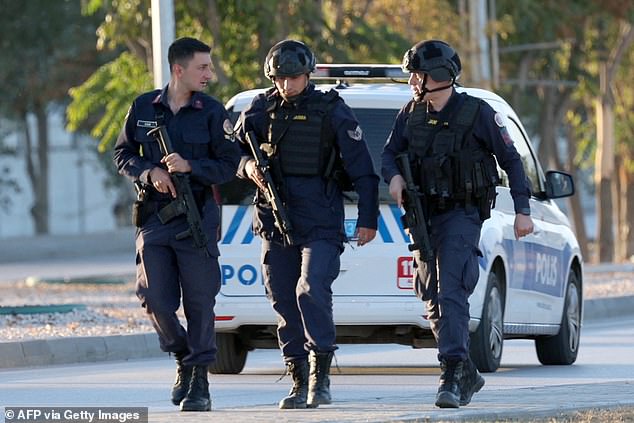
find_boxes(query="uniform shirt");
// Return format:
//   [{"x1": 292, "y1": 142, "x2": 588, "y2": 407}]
[
  {"x1": 236, "y1": 83, "x2": 379, "y2": 244},
  {"x1": 113, "y1": 85, "x2": 241, "y2": 193},
  {"x1": 381, "y1": 90, "x2": 531, "y2": 214}
]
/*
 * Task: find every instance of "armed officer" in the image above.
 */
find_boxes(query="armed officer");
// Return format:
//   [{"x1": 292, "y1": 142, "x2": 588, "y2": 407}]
[
  {"x1": 113, "y1": 37, "x2": 240, "y2": 412},
  {"x1": 235, "y1": 39, "x2": 379, "y2": 409},
  {"x1": 381, "y1": 40, "x2": 534, "y2": 408}
]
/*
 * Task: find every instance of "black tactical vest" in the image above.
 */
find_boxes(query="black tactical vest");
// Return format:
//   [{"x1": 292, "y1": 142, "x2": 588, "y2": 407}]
[
  {"x1": 406, "y1": 95, "x2": 500, "y2": 216},
  {"x1": 267, "y1": 89, "x2": 339, "y2": 176}
]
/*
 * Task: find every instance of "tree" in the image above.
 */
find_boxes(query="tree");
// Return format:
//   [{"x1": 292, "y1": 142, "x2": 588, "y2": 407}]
[{"x1": 0, "y1": 0, "x2": 102, "y2": 234}]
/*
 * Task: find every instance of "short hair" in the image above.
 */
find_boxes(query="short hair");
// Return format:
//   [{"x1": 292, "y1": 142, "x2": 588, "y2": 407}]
[{"x1": 168, "y1": 37, "x2": 211, "y2": 71}]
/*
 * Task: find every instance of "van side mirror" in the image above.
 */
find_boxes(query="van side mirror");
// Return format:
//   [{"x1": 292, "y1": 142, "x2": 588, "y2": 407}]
[{"x1": 545, "y1": 171, "x2": 574, "y2": 199}]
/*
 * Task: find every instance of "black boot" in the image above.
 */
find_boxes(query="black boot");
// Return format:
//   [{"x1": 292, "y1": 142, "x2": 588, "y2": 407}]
[
  {"x1": 307, "y1": 351, "x2": 333, "y2": 408},
  {"x1": 435, "y1": 359, "x2": 463, "y2": 408},
  {"x1": 279, "y1": 358, "x2": 309, "y2": 409},
  {"x1": 171, "y1": 352, "x2": 193, "y2": 406},
  {"x1": 459, "y1": 357, "x2": 485, "y2": 406},
  {"x1": 180, "y1": 365, "x2": 211, "y2": 412}
]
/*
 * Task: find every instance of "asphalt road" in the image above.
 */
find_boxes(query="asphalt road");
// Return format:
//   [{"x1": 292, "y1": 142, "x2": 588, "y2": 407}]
[{"x1": 2, "y1": 317, "x2": 633, "y2": 423}]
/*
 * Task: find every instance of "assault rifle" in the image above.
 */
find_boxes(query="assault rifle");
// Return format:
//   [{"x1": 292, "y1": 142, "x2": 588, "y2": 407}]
[
  {"x1": 147, "y1": 126, "x2": 209, "y2": 254},
  {"x1": 245, "y1": 131, "x2": 295, "y2": 246},
  {"x1": 396, "y1": 153, "x2": 434, "y2": 263}
]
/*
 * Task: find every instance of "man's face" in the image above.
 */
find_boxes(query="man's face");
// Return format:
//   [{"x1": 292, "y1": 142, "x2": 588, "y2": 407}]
[
  {"x1": 273, "y1": 74, "x2": 309, "y2": 101},
  {"x1": 175, "y1": 52, "x2": 213, "y2": 92},
  {"x1": 408, "y1": 71, "x2": 448, "y2": 102}
]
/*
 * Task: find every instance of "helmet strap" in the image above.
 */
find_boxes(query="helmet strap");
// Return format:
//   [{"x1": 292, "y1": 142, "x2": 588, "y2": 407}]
[{"x1": 415, "y1": 74, "x2": 455, "y2": 102}]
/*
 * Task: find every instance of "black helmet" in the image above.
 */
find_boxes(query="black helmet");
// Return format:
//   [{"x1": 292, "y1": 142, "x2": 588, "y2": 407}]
[
  {"x1": 402, "y1": 40, "x2": 461, "y2": 82},
  {"x1": 264, "y1": 39, "x2": 316, "y2": 80}
]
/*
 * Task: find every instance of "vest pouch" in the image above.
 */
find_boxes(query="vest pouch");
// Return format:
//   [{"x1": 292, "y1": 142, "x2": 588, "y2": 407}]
[
  {"x1": 477, "y1": 186, "x2": 496, "y2": 221},
  {"x1": 432, "y1": 132, "x2": 456, "y2": 201},
  {"x1": 477, "y1": 156, "x2": 500, "y2": 221},
  {"x1": 420, "y1": 157, "x2": 439, "y2": 196}
]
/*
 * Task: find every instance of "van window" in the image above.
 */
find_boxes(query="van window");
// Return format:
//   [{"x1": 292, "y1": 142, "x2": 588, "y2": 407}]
[{"x1": 496, "y1": 117, "x2": 540, "y2": 195}]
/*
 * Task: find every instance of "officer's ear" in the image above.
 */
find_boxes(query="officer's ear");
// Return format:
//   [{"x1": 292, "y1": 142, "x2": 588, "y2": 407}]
[{"x1": 172, "y1": 63, "x2": 184, "y2": 78}]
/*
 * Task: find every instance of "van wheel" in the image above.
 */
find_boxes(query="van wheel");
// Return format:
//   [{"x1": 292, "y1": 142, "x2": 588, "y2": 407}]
[
  {"x1": 208, "y1": 333, "x2": 247, "y2": 374},
  {"x1": 535, "y1": 270, "x2": 581, "y2": 365},
  {"x1": 470, "y1": 271, "x2": 504, "y2": 373}
]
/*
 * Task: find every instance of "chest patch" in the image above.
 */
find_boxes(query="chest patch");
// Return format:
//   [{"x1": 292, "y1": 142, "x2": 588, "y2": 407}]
[{"x1": 137, "y1": 120, "x2": 157, "y2": 128}]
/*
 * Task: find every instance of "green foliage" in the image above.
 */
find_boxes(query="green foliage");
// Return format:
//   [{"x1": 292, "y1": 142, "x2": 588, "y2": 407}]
[
  {"x1": 67, "y1": 52, "x2": 152, "y2": 153},
  {"x1": 0, "y1": 0, "x2": 102, "y2": 116}
]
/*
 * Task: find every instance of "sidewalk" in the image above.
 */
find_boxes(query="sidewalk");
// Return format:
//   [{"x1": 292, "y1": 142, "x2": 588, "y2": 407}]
[{"x1": 0, "y1": 228, "x2": 134, "y2": 264}]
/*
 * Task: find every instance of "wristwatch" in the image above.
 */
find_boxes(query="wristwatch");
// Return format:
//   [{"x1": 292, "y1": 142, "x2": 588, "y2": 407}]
[{"x1": 518, "y1": 208, "x2": 531, "y2": 216}]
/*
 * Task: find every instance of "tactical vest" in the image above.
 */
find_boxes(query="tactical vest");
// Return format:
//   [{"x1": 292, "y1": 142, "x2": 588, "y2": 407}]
[
  {"x1": 266, "y1": 89, "x2": 339, "y2": 177},
  {"x1": 406, "y1": 95, "x2": 500, "y2": 218}
]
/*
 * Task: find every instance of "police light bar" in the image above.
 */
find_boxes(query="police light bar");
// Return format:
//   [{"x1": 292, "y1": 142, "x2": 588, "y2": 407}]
[{"x1": 312, "y1": 64, "x2": 409, "y2": 80}]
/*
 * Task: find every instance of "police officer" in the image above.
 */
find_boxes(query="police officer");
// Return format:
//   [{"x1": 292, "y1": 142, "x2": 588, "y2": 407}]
[
  {"x1": 113, "y1": 37, "x2": 240, "y2": 412},
  {"x1": 235, "y1": 39, "x2": 379, "y2": 409},
  {"x1": 381, "y1": 40, "x2": 534, "y2": 408}
]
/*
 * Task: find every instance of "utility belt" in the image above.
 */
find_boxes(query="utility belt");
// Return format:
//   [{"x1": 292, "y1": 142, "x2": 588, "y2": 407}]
[{"x1": 132, "y1": 185, "x2": 211, "y2": 227}]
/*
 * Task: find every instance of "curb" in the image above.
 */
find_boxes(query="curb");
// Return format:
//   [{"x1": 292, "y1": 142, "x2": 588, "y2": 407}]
[
  {"x1": 1, "y1": 296, "x2": 633, "y2": 370},
  {"x1": 583, "y1": 295, "x2": 634, "y2": 321},
  {"x1": 0, "y1": 333, "x2": 163, "y2": 369}
]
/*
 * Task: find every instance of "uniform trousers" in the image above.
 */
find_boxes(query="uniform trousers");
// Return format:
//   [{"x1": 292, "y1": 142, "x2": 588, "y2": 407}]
[
  {"x1": 414, "y1": 207, "x2": 482, "y2": 361},
  {"x1": 261, "y1": 238, "x2": 341, "y2": 362},
  {"x1": 135, "y1": 212, "x2": 221, "y2": 366}
]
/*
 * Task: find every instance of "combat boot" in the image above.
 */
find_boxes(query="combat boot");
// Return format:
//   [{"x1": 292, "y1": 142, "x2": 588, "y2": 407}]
[
  {"x1": 459, "y1": 357, "x2": 485, "y2": 406},
  {"x1": 180, "y1": 365, "x2": 211, "y2": 412},
  {"x1": 434, "y1": 359, "x2": 463, "y2": 408},
  {"x1": 171, "y1": 352, "x2": 193, "y2": 406},
  {"x1": 307, "y1": 351, "x2": 333, "y2": 408},
  {"x1": 279, "y1": 358, "x2": 309, "y2": 409}
]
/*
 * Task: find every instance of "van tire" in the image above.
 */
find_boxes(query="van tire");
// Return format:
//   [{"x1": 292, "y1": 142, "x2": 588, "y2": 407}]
[
  {"x1": 535, "y1": 270, "x2": 581, "y2": 365},
  {"x1": 208, "y1": 333, "x2": 248, "y2": 374},
  {"x1": 470, "y1": 271, "x2": 504, "y2": 373}
]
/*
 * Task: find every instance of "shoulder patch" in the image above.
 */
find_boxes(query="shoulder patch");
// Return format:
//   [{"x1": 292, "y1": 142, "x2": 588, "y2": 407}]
[
  {"x1": 494, "y1": 112, "x2": 505, "y2": 128},
  {"x1": 223, "y1": 118, "x2": 236, "y2": 142},
  {"x1": 347, "y1": 125, "x2": 363, "y2": 141},
  {"x1": 223, "y1": 119, "x2": 234, "y2": 135}
]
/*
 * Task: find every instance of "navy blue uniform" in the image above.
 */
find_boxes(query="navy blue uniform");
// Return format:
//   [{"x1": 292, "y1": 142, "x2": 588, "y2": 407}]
[
  {"x1": 381, "y1": 90, "x2": 531, "y2": 361},
  {"x1": 236, "y1": 84, "x2": 379, "y2": 361},
  {"x1": 114, "y1": 86, "x2": 240, "y2": 366}
]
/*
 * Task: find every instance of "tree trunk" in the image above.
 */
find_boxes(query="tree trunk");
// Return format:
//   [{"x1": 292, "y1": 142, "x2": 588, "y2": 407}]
[
  {"x1": 617, "y1": 158, "x2": 634, "y2": 261},
  {"x1": 33, "y1": 103, "x2": 49, "y2": 234},
  {"x1": 595, "y1": 59, "x2": 615, "y2": 263},
  {"x1": 565, "y1": 125, "x2": 589, "y2": 260},
  {"x1": 22, "y1": 106, "x2": 49, "y2": 235}
]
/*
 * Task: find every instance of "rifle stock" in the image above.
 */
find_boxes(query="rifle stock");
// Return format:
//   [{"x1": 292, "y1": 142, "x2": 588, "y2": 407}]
[
  {"x1": 245, "y1": 131, "x2": 294, "y2": 246},
  {"x1": 396, "y1": 153, "x2": 434, "y2": 263},
  {"x1": 147, "y1": 126, "x2": 209, "y2": 253}
]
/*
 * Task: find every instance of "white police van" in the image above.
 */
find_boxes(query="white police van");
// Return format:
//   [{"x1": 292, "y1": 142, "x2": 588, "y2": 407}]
[{"x1": 212, "y1": 65, "x2": 583, "y2": 374}]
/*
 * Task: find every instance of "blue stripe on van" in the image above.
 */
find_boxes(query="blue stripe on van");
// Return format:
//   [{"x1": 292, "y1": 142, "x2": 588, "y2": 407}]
[
  {"x1": 378, "y1": 213, "x2": 393, "y2": 243},
  {"x1": 241, "y1": 227, "x2": 255, "y2": 244},
  {"x1": 389, "y1": 204, "x2": 409, "y2": 242},
  {"x1": 221, "y1": 205, "x2": 247, "y2": 245}
]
